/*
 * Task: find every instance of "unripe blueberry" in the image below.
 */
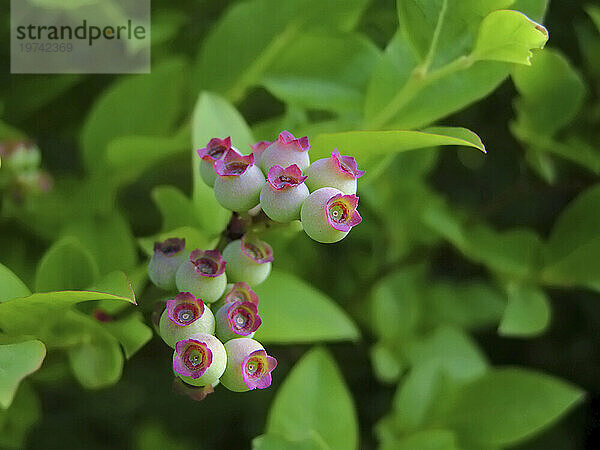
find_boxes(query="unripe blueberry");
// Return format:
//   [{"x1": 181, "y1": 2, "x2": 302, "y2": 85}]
[
  {"x1": 214, "y1": 149, "x2": 265, "y2": 212},
  {"x1": 300, "y1": 187, "x2": 362, "y2": 243},
  {"x1": 260, "y1": 131, "x2": 311, "y2": 173},
  {"x1": 250, "y1": 140, "x2": 272, "y2": 168},
  {"x1": 305, "y1": 148, "x2": 365, "y2": 195},
  {"x1": 220, "y1": 338, "x2": 277, "y2": 392},
  {"x1": 260, "y1": 164, "x2": 310, "y2": 222},
  {"x1": 173, "y1": 333, "x2": 227, "y2": 387},
  {"x1": 215, "y1": 300, "x2": 262, "y2": 342},
  {"x1": 148, "y1": 238, "x2": 187, "y2": 290},
  {"x1": 222, "y1": 235, "x2": 273, "y2": 286},
  {"x1": 175, "y1": 249, "x2": 227, "y2": 303},
  {"x1": 197, "y1": 137, "x2": 232, "y2": 187},
  {"x1": 159, "y1": 292, "x2": 215, "y2": 348}
]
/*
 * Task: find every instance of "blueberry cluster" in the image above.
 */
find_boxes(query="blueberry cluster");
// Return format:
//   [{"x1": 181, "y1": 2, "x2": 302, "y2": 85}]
[
  {"x1": 148, "y1": 130, "x2": 364, "y2": 398},
  {"x1": 198, "y1": 131, "x2": 364, "y2": 243},
  {"x1": 149, "y1": 237, "x2": 276, "y2": 395}
]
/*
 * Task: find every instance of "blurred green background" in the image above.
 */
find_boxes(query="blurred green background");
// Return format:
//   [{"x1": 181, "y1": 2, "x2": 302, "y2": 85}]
[{"x1": 1, "y1": 0, "x2": 599, "y2": 449}]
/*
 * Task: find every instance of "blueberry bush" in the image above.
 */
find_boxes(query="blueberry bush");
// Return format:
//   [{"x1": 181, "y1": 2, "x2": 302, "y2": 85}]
[{"x1": 1, "y1": 0, "x2": 599, "y2": 449}]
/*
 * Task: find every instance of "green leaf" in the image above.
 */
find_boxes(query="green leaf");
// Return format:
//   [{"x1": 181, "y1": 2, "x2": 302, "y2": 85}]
[
  {"x1": 151, "y1": 186, "x2": 203, "y2": 232},
  {"x1": 195, "y1": 0, "x2": 368, "y2": 101},
  {"x1": 397, "y1": 0, "x2": 513, "y2": 68},
  {"x1": 100, "y1": 313, "x2": 152, "y2": 359},
  {"x1": 0, "y1": 340, "x2": 46, "y2": 409},
  {"x1": 423, "y1": 281, "x2": 505, "y2": 331},
  {"x1": 445, "y1": 368, "x2": 584, "y2": 446},
  {"x1": 423, "y1": 204, "x2": 542, "y2": 279},
  {"x1": 0, "y1": 263, "x2": 30, "y2": 303},
  {"x1": 370, "y1": 343, "x2": 405, "y2": 384},
  {"x1": 261, "y1": 32, "x2": 380, "y2": 114},
  {"x1": 67, "y1": 328, "x2": 123, "y2": 389},
  {"x1": 541, "y1": 184, "x2": 600, "y2": 288},
  {"x1": 0, "y1": 383, "x2": 40, "y2": 449},
  {"x1": 266, "y1": 348, "x2": 358, "y2": 450},
  {"x1": 35, "y1": 237, "x2": 100, "y2": 293},
  {"x1": 512, "y1": 49, "x2": 586, "y2": 136},
  {"x1": 364, "y1": 30, "x2": 511, "y2": 129},
  {"x1": 81, "y1": 58, "x2": 188, "y2": 171},
  {"x1": 310, "y1": 127, "x2": 485, "y2": 170},
  {"x1": 105, "y1": 127, "x2": 191, "y2": 186},
  {"x1": 191, "y1": 92, "x2": 252, "y2": 235},
  {"x1": 381, "y1": 429, "x2": 459, "y2": 450},
  {"x1": 253, "y1": 433, "x2": 326, "y2": 450},
  {"x1": 253, "y1": 269, "x2": 359, "y2": 343},
  {"x1": 370, "y1": 267, "x2": 423, "y2": 341},
  {"x1": 61, "y1": 212, "x2": 138, "y2": 275},
  {"x1": 498, "y1": 283, "x2": 550, "y2": 337},
  {"x1": 407, "y1": 326, "x2": 488, "y2": 382},
  {"x1": 472, "y1": 10, "x2": 548, "y2": 65},
  {"x1": 0, "y1": 287, "x2": 136, "y2": 346},
  {"x1": 392, "y1": 362, "x2": 447, "y2": 432}
]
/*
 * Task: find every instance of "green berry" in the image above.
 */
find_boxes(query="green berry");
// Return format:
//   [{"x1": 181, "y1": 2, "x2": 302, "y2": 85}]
[
  {"x1": 300, "y1": 187, "x2": 363, "y2": 243},
  {"x1": 159, "y1": 293, "x2": 215, "y2": 348},
  {"x1": 304, "y1": 149, "x2": 365, "y2": 194},
  {"x1": 220, "y1": 338, "x2": 277, "y2": 392},
  {"x1": 213, "y1": 149, "x2": 265, "y2": 212},
  {"x1": 173, "y1": 333, "x2": 227, "y2": 387},
  {"x1": 260, "y1": 131, "x2": 310, "y2": 173},
  {"x1": 260, "y1": 164, "x2": 309, "y2": 222},
  {"x1": 175, "y1": 249, "x2": 227, "y2": 303},
  {"x1": 222, "y1": 235, "x2": 273, "y2": 286},
  {"x1": 148, "y1": 238, "x2": 187, "y2": 290}
]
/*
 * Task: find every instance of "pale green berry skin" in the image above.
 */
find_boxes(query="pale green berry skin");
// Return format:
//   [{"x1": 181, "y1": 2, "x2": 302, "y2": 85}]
[
  {"x1": 220, "y1": 338, "x2": 264, "y2": 392},
  {"x1": 175, "y1": 261, "x2": 227, "y2": 303},
  {"x1": 260, "y1": 182, "x2": 309, "y2": 223},
  {"x1": 305, "y1": 158, "x2": 357, "y2": 195},
  {"x1": 159, "y1": 306, "x2": 215, "y2": 348},
  {"x1": 6, "y1": 146, "x2": 41, "y2": 173},
  {"x1": 300, "y1": 187, "x2": 348, "y2": 244},
  {"x1": 222, "y1": 240, "x2": 271, "y2": 286},
  {"x1": 213, "y1": 165, "x2": 265, "y2": 212},
  {"x1": 260, "y1": 144, "x2": 310, "y2": 173},
  {"x1": 215, "y1": 304, "x2": 256, "y2": 342},
  {"x1": 173, "y1": 333, "x2": 227, "y2": 387},
  {"x1": 199, "y1": 159, "x2": 218, "y2": 187},
  {"x1": 148, "y1": 251, "x2": 187, "y2": 290}
]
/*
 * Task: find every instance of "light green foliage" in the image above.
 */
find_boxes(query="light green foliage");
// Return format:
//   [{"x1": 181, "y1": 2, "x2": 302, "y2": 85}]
[
  {"x1": 81, "y1": 58, "x2": 188, "y2": 171},
  {"x1": 471, "y1": 10, "x2": 548, "y2": 64},
  {"x1": 253, "y1": 269, "x2": 359, "y2": 343},
  {"x1": 0, "y1": 263, "x2": 31, "y2": 303},
  {"x1": 34, "y1": 237, "x2": 100, "y2": 292},
  {"x1": 0, "y1": 340, "x2": 46, "y2": 409},
  {"x1": 1, "y1": 0, "x2": 593, "y2": 446},
  {"x1": 498, "y1": 283, "x2": 551, "y2": 337},
  {"x1": 263, "y1": 348, "x2": 358, "y2": 450}
]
